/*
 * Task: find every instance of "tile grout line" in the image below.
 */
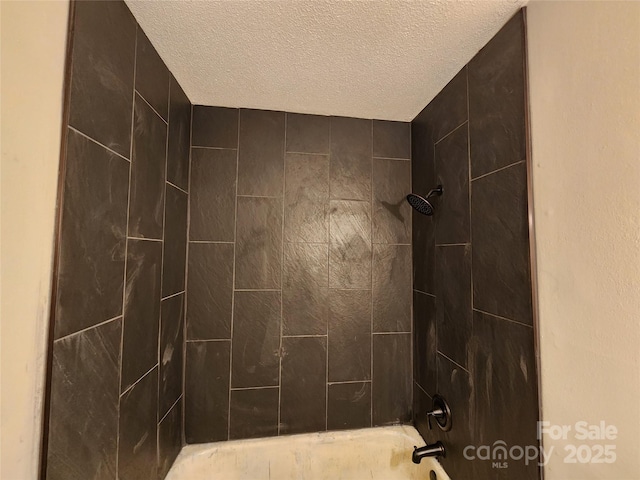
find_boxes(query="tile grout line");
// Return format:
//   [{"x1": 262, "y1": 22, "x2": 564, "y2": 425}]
[
  {"x1": 135, "y1": 88, "x2": 168, "y2": 125},
  {"x1": 120, "y1": 363, "x2": 158, "y2": 398},
  {"x1": 189, "y1": 240, "x2": 234, "y2": 244},
  {"x1": 167, "y1": 180, "x2": 188, "y2": 195},
  {"x1": 471, "y1": 159, "x2": 526, "y2": 182},
  {"x1": 190, "y1": 145, "x2": 237, "y2": 151},
  {"x1": 227, "y1": 108, "x2": 241, "y2": 440},
  {"x1": 434, "y1": 119, "x2": 468, "y2": 146},
  {"x1": 372, "y1": 155, "x2": 411, "y2": 162},
  {"x1": 408, "y1": 119, "x2": 414, "y2": 424},
  {"x1": 285, "y1": 149, "x2": 330, "y2": 156},
  {"x1": 159, "y1": 393, "x2": 183, "y2": 425},
  {"x1": 234, "y1": 289, "x2": 280, "y2": 292},
  {"x1": 278, "y1": 112, "x2": 287, "y2": 436},
  {"x1": 282, "y1": 334, "x2": 327, "y2": 338},
  {"x1": 156, "y1": 70, "x2": 171, "y2": 459},
  {"x1": 473, "y1": 308, "x2": 534, "y2": 328},
  {"x1": 53, "y1": 315, "x2": 122, "y2": 343},
  {"x1": 466, "y1": 66, "x2": 475, "y2": 384},
  {"x1": 414, "y1": 381, "x2": 431, "y2": 398},
  {"x1": 370, "y1": 118, "x2": 374, "y2": 428},
  {"x1": 237, "y1": 194, "x2": 282, "y2": 199},
  {"x1": 437, "y1": 350, "x2": 470, "y2": 374},
  {"x1": 185, "y1": 338, "x2": 231, "y2": 343},
  {"x1": 325, "y1": 116, "x2": 332, "y2": 431},
  {"x1": 231, "y1": 385, "x2": 279, "y2": 392},
  {"x1": 372, "y1": 331, "x2": 412, "y2": 335},
  {"x1": 115, "y1": 25, "x2": 138, "y2": 477},
  {"x1": 435, "y1": 242, "x2": 470, "y2": 247},
  {"x1": 128, "y1": 236, "x2": 162, "y2": 242},
  {"x1": 68, "y1": 126, "x2": 130, "y2": 163},
  {"x1": 328, "y1": 380, "x2": 372, "y2": 386},
  {"x1": 161, "y1": 290, "x2": 184, "y2": 302},
  {"x1": 413, "y1": 288, "x2": 436, "y2": 298},
  {"x1": 181, "y1": 102, "x2": 194, "y2": 445},
  {"x1": 432, "y1": 131, "x2": 439, "y2": 395}
]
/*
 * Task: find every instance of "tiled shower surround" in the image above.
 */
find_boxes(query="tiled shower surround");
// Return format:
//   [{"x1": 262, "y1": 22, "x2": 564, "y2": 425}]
[
  {"x1": 44, "y1": 2, "x2": 189, "y2": 478},
  {"x1": 185, "y1": 108, "x2": 413, "y2": 442},
  {"x1": 43, "y1": 2, "x2": 541, "y2": 480},
  {"x1": 411, "y1": 11, "x2": 541, "y2": 480}
]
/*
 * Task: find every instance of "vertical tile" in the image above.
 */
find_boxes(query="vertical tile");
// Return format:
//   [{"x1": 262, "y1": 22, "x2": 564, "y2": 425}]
[
  {"x1": 189, "y1": 148, "x2": 237, "y2": 242},
  {"x1": 330, "y1": 116, "x2": 371, "y2": 200},
  {"x1": 471, "y1": 162, "x2": 532, "y2": 324},
  {"x1": 231, "y1": 291, "x2": 281, "y2": 388},
  {"x1": 372, "y1": 158, "x2": 411, "y2": 244},
  {"x1": 435, "y1": 126, "x2": 470, "y2": 245},
  {"x1": 373, "y1": 244, "x2": 411, "y2": 332},
  {"x1": 373, "y1": 120, "x2": 410, "y2": 159},
  {"x1": 229, "y1": 388, "x2": 279, "y2": 440},
  {"x1": 435, "y1": 244, "x2": 472, "y2": 369},
  {"x1": 470, "y1": 310, "x2": 539, "y2": 479},
  {"x1": 69, "y1": 0, "x2": 136, "y2": 157},
  {"x1": 286, "y1": 113, "x2": 330, "y2": 154},
  {"x1": 238, "y1": 109, "x2": 285, "y2": 196},
  {"x1": 282, "y1": 243, "x2": 329, "y2": 336},
  {"x1": 284, "y1": 153, "x2": 329, "y2": 243},
  {"x1": 121, "y1": 239, "x2": 162, "y2": 391},
  {"x1": 186, "y1": 243, "x2": 234, "y2": 340},
  {"x1": 135, "y1": 29, "x2": 169, "y2": 121},
  {"x1": 411, "y1": 111, "x2": 437, "y2": 296},
  {"x1": 327, "y1": 382, "x2": 371, "y2": 431},
  {"x1": 413, "y1": 66, "x2": 468, "y2": 146},
  {"x1": 158, "y1": 398, "x2": 182, "y2": 480},
  {"x1": 159, "y1": 294, "x2": 184, "y2": 418},
  {"x1": 280, "y1": 337, "x2": 327, "y2": 435},
  {"x1": 372, "y1": 333, "x2": 411, "y2": 425},
  {"x1": 118, "y1": 368, "x2": 158, "y2": 480},
  {"x1": 328, "y1": 200, "x2": 371, "y2": 289},
  {"x1": 161, "y1": 185, "x2": 187, "y2": 297},
  {"x1": 469, "y1": 11, "x2": 526, "y2": 178},
  {"x1": 185, "y1": 341, "x2": 230, "y2": 443},
  {"x1": 411, "y1": 204, "x2": 436, "y2": 296},
  {"x1": 413, "y1": 291, "x2": 436, "y2": 393},
  {"x1": 54, "y1": 129, "x2": 128, "y2": 339},
  {"x1": 191, "y1": 106, "x2": 238, "y2": 148},
  {"x1": 436, "y1": 354, "x2": 474, "y2": 480},
  {"x1": 328, "y1": 290, "x2": 371, "y2": 382},
  {"x1": 235, "y1": 196, "x2": 282, "y2": 289},
  {"x1": 46, "y1": 319, "x2": 121, "y2": 480},
  {"x1": 128, "y1": 94, "x2": 167, "y2": 239},
  {"x1": 167, "y1": 77, "x2": 191, "y2": 190}
]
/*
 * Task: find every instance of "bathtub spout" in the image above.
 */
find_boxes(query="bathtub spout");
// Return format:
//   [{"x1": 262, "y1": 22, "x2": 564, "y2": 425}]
[{"x1": 412, "y1": 442, "x2": 446, "y2": 464}]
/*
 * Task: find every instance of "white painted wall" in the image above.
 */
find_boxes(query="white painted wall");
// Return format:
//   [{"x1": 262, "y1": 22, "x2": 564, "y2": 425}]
[
  {"x1": 527, "y1": 2, "x2": 640, "y2": 479},
  {"x1": 0, "y1": 1, "x2": 69, "y2": 478}
]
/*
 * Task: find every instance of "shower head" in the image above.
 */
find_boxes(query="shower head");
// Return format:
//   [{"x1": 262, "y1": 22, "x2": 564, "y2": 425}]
[{"x1": 406, "y1": 185, "x2": 443, "y2": 216}]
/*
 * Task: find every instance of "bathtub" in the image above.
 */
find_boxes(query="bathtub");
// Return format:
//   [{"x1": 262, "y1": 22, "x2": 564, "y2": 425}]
[{"x1": 166, "y1": 425, "x2": 450, "y2": 480}]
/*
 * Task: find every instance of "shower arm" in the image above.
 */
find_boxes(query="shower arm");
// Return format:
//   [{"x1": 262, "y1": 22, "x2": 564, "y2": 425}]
[{"x1": 426, "y1": 185, "x2": 444, "y2": 199}]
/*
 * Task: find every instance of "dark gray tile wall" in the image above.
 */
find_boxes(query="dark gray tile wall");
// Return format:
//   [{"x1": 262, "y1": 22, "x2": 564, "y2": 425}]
[
  {"x1": 185, "y1": 109, "x2": 412, "y2": 442},
  {"x1": 45, "y1": 2, "x2": 190, "y2": 478},
  {"x1": 411, "y1": 10, "x2": 540, "y2": 479}
]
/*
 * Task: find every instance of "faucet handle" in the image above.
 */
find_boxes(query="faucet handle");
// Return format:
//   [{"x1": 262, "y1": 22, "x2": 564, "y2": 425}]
[
  {"x1": 426, "y1": 407, "x2": 445, "y2": 430},
  {"x1": 426, "y1": 394, "x2": 452, "y2": 432}
]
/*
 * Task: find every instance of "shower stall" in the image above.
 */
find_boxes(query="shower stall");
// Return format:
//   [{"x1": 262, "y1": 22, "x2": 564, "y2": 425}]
[{"x1": 36, "y1": 2, "x2": 540, "y2": 479}]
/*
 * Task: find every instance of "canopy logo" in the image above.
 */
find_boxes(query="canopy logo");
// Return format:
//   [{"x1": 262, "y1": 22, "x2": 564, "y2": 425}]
[
  {"x1": 463, "y1": 440, "x2": 548, "y2": 469},
  {"x1": 463, "y1": 421, "x2": 618, "y2": 469}
]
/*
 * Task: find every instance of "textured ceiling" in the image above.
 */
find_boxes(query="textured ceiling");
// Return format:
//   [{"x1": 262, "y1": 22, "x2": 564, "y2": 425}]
[{"x1": 125, "y1": 0, "x2": 527, "y2": 121}]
